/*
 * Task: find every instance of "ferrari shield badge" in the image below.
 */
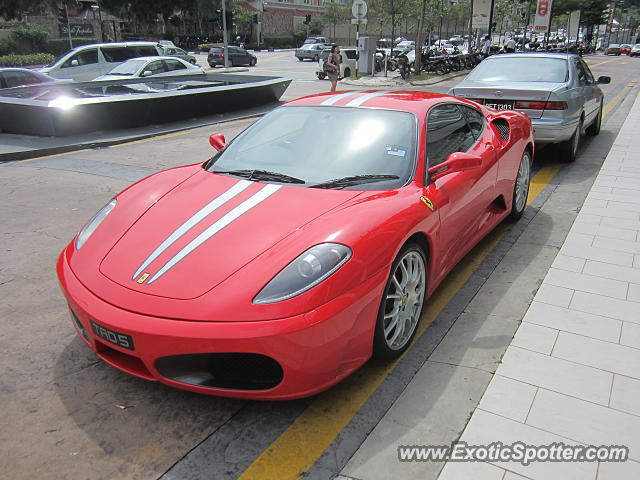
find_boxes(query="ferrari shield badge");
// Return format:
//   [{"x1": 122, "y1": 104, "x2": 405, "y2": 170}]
[
  {"x1": 136, "y1": 273, "x2": 150, "y2": 284},
  {"x1": 420, "y1": 196, "x2": 435, "y2": 211}
]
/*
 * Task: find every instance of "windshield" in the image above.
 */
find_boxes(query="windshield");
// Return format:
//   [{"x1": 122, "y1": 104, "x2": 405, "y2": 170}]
[
  {"x1": 206, "y1": 106, "x2": 417, "y2": 190},
  {"x1": 467, "y1": 57, "x2": 568, "y2": 83},
  {"x1": 108, "y1": 60, "x2": 146, "y2": 75}
]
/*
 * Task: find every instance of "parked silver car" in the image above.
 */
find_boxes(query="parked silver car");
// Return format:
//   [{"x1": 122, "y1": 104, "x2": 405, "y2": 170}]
[
  {"x1": 449, "y1": 53, "x2": 610, "y2": 161},
  {"x1": 93, "y1": 56, "x2": 204, "y2": 81}
]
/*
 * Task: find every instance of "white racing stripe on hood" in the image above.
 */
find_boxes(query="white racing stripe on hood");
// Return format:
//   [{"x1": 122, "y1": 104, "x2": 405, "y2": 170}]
[
  {"x1": 146, "y1": 183, "x2": 282, "y2": 285},
  {"x1": 132, "y1": 179, "x2": 252, "y2": 280},
  {"x1": 320, "y1": 90, "x2": 364, "y2": 105},
  {"x1": 345, "y1": 90, "x2": 389, "y2": 107}
]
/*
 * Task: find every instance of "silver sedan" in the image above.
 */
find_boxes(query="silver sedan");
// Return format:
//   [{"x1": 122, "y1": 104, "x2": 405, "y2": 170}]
[{"x1": 449, "y1": 53, "x2": 610, "y2": 162}]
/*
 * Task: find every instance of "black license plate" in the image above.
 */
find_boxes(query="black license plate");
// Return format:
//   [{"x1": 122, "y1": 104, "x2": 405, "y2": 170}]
[
  {"x1": 91, "y1": 321, "x2": 135, "y2": 351},
  {"x1": 485, "y1": 100, "x2": 514, "y2": 110}
]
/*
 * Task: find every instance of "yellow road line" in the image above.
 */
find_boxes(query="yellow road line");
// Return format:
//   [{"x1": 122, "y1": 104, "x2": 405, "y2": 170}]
[
  {"x1": 603, "y1": 80, "x2": 637, "y2": 118},
  {"x1": 236, "y1": 163, "x2": 559, "y2": 480},
  {"x1": 589, "y1": 58, "x2": 615, "y2": 68},
  {"x1": 16, "y1": 148, "x2": 92, "y2": 164},
  {"x1": 259, "y1": 53, "x2": 291, "y2": 62},
  {"x1": 238, "y1": 82, "x2": 638, "y2": 480}
]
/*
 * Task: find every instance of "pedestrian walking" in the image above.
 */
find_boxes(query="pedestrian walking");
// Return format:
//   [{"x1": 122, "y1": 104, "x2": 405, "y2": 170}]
[
  {"x1": 324, "y1": 44, "x2": 341, "y2": 93},
  {"x1": 481, "y1": 35, "x2": 492, "y2": 58},
  {"x1": 505, "y1": 36, "x2": 516, "y2": 53}
]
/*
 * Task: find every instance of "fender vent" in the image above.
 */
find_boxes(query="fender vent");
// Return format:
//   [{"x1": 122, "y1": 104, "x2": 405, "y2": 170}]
[{"x1": 492, "y1": 118, "x2": 510, "y2": 141}]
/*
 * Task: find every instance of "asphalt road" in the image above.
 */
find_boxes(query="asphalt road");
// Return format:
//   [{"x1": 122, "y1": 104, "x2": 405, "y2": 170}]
[{"x1": 0, "y1": 53, "x2": 638, "y2": 480}]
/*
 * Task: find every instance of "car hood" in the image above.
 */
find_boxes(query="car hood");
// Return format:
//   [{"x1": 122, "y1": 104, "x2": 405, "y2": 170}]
[
  {"x1": 99, "y1": 170, "x2": 362, "y2": 300},
  {"x1": 93, "y1": 74, "x2": 137, "y2": 81}
]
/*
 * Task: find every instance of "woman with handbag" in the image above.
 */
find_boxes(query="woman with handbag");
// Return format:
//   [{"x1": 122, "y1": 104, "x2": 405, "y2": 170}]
[{"x1": 325, "y1": 44, "x2": 341, "y2": 92}]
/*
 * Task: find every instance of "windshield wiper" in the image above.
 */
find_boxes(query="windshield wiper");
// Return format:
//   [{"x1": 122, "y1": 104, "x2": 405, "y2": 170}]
[
  {"x1": 211, "y1": 169, "x2": 305, "y2": 184},
  {"x1": 311, "y1": 174, "x2": 400, "y2": 189}
]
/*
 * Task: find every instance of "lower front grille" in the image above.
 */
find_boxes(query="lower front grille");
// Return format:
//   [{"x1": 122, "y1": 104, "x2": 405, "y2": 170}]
[{"x1": 155, "y1": 353, "x2": 284, "y2": 391}]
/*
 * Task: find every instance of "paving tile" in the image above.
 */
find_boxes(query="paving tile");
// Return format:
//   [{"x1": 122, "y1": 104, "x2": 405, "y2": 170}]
[
  {"x1": 511, "y1": 323, "x2": 558, "y2": 355},
  {"x1": 590, "y1": 185, "x2": 613, "y2": 194},
  {"x1": 584, "y1": 206, "x2": 640, "y2": 220},
  {"x1": 552, "y1": 331, "x2": 640, "y2": 380},
  {"x1": 610, "y1": 375, "x2": 640, "y2": 417},
  {"x1": 582, "y1": 198, "x2": 609, "y2": 209},
  {"x1": 478, "y1": 375, "x2": 537, "y2": 423},
  {"x1": 608, "y1": 201, "x2": 640, "y2": 213},
  {"x1": 621, "y1": 322, "x2": 640, "y2": 349},
  {"x1": 590, "y1": 191, "x2": 640, "y2": 205},
  {"x1": 534, "y1": 284, "x2": 573, "y2": 308},
  {"x1": 601, "y1": 216, "x2": 640, "y2": 231},
  {"x1": 461, "y1": 409, "x2": 597, "y2": 480},
  {"x1": 526, "y1": 389, "x2": 640, "y2": 461},
  {"x1": 592, "y1": 237, "x2": 640, "y2": 255},
  {"x1": 583, "y1": 260, "x2": 640, "y2": 285},
  {"x1": 571, "y1": 222, "x2": 637, "y2": 241},
  {"x1": 550, "y1": 254, "x2": 585, "y2": 272},
  {"x1": 437, "y1": 461, "x2": 506, "y2": 480},
  {"x1": 558, "y1": 243, "x2": 634, "y2": 267},
  {"x1": 543, "y1": 268, "x2": 628, "y2": 300},
  {"x1": 628, "y1": 283, "x2": 640, "y2": 302},
  {"x1": 573, "y1": 213, "x2": 602, "y2": 225},
  {"x1": 497, "y1": 346, "x2": 613, "y2": 406},
  {"x1": 503, "y1": 473, "x2": 533, "y2": 480},
  {"x1": 634, "y1": 254, "x2": 640, "y2": 268},
  {"x1": 597, "y1": 459, "x2": 640, "y2": 480},
  {"x1": 523, "y1": 301, "x2": 621, "y2": 343},
  {"x1": 563, "y1": 232, "x2": 594, "y2": 247},
  {"x1": 570, "y1": 290, "x2": 640, "y2": 324}
]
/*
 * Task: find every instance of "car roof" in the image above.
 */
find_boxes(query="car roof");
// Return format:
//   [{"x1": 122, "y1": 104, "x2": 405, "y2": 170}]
[
  {"x1": 71, "y1": 41, "x2": 160, "y2": 51},
  {"x1": 484, "y1": 52, "x2": 577, "y2": 60},
  {"x1": 287, "y1": 91, "x2": 470, "y2": 116}
]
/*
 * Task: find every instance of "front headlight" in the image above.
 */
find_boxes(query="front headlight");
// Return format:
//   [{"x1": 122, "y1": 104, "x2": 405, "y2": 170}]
[
  {"x1": 75, "y1": 199, "x2": 117, "y2": 250},
  {"x1": 253, "y1": 243, "x2": 352, "y2": 304}
]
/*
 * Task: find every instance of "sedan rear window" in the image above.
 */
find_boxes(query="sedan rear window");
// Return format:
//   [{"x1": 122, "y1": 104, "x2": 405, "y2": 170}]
[
  {"x1": 467, "y1": 57, "x2": 569, "y2": 83},
  {"x1": 207, "y1": 106, "x2": 417, "y2": 189}
]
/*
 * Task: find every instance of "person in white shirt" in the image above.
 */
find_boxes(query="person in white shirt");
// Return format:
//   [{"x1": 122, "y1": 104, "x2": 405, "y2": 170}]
[
  {"x1": 505, "y1": 37, "x2": 516, "y2": 53},
  {"x1": 481, "y1": 36, "x2": 492, "y2": 57}
]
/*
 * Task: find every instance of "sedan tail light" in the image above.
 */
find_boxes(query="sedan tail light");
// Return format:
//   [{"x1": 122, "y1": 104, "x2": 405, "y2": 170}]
[{"x1": 514, "y1": 100, "x2": 568, "y2": 111}]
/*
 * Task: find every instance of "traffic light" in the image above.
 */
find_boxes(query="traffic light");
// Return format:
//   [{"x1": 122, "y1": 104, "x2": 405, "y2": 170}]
[
  {"x1": 225, "y1": 9, "x2": 234, "y2": 27},
  {"x1": 252, "y1": 13, "x2": 259, "y2": 24},
  {"x1": 57, "y1": 7, "x2": 68, "y2": 25},
  {"x1": 304, "y1": 15, "x2": 311, "y2": 25},
  {"x1": 215, "y1": 8, "x2": 223, "y2": 26}
]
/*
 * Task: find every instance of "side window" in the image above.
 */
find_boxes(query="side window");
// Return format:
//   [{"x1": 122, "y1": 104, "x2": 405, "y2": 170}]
[
  {"x1": 62, "y1": 49, "x2": 98, "y2": 68},
  {"x1": 574, "y1": 58, "x2": 589, "y2": 85},
  {"x1": 579, "y1": 58, "x2": 595, "y2": 83},
  {"x1": 4, "y1": 71, "x2": 41, "y2": 87},
  {"x1": 426, "y1": 104, "x2": 476, "y2": 167},
  {"x1": 145, "y1": 60, "x2": 167, "y2": 75},
  {"x1": 101, "y1": 47, "x2": 130, "y2": 62},
  {"x1": 176, "y1": 48, "x2": 187, "y2": 55},
  {"x1": 459, "y1": 105, "x2": 485, "y2": 140},
  {"x1": 165, "y1": 59, "x2": 187, "y2": 71},
  {"x1": 345, "y1": 50, "x2": 357, "y2": 59},
  {"x1": 135, "y1": 46, "x2": 160, "y2": 57}
]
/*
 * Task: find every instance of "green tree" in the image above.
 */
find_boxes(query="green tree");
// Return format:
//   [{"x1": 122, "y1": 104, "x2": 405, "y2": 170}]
[
  {"x1": 324, "y1": 1, "x2": 350, "y2": 39},
  {"x1": 232, "y1": 1, "x2": 254, "y2": 42}
]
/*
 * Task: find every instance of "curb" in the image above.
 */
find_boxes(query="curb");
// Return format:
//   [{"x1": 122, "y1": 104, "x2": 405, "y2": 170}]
[
  {"x1": 203, "y1": 67, "x2": 250, "y2": 73},
  {"x1": 342, "y1": 70, "x2": 467, "y2": 87}
]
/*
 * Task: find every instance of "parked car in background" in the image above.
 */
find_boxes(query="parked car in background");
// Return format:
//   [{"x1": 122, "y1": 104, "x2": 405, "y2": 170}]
[
  {"x1": 316, "y1": 47, "x2": 358, "y2": 79},
  {"x1": 630, "y1": 44, "x2": 640, "y2": 57},
  {"x1": 208, "y1": 46, "x2": 257, "y2": 67},
  {"x1": 449, "y1": 52, "x2": 610, "y2": 162},
  {"x1": 93, "y1": 56, "x2": 204, "y2": 81},
  {"x1": 605, "y1": 43, "x2": 621, "y2": 55},
  {"x1": 295, "y1": 43, "x2": 325, "y2": 62},
  {"x1": 39, "y1": 42, "x2": 162, "y2": 81},
  {"x1": 303, "y1": 36, "x2": 329, "y2": 45},
  {"x1": 0, "y1": 68, "x2": 73, "y2": 88},
  {"x1": 158, "y1": 40, "x2": 176, "y2": 48},
  {"x1": 620, "y1": 44, "x2": 632, "y2": 55},
  {"x1": 159, "y1": 45, "x2": 197, "y2": 64},
  {"x1": 396, "y1": 40, "x2": 415, "y2": 49}
]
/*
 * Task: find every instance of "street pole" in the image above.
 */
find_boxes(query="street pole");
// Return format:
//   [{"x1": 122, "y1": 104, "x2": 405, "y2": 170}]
[
  {"x1": 488, "y1": 0, "x2": 495, "y2": 41},
  {"x1": 468, "y1": 0, "x2": 473, "y2": 52},
  {"x1": 222, "y1": 0, "x2": 229, "y2": 68}
]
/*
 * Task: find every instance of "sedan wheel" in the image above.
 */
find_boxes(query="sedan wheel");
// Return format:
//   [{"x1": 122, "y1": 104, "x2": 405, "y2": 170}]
[
  {"x1": 509, "y1": 149, "x2": 532, "y2": 220},
  {"x1": 374, "y1": 244, "x2": 426, "y2": 359},
  {"x1": 250, "y1": 58, "x2": 257, "y2": 66}
]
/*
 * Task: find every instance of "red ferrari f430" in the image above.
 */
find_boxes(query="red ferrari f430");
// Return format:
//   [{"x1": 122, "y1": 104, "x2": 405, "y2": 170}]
[{"x1": 57, "y1": 91, "x2": 533, "y2": 399}]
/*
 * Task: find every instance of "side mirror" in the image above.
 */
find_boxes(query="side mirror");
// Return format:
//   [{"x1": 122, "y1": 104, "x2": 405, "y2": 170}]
[
  {"x1": 209, "y1": 133, "x2": 226, "y2": 151},
  {"x1": 597, "y1": 76, "x2": 611, "y2": 84},
  {"x1": 141, "y1": 70, "x2": 153, "y2": 77},
  {"x1": 427, "y1": 152, "x2": 483, "y2": 181},
  {"x1": 70, "y1": 59, "x2": 79, "y2": 67}
]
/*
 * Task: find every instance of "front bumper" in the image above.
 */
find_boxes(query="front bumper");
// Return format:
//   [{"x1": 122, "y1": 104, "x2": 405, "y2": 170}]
[
  {"x1": 57, "y1": 250, "x2": 386, "y2": 400},
  {"x1": 531, "y1": 116, "x2": 578, "y2": 144}
]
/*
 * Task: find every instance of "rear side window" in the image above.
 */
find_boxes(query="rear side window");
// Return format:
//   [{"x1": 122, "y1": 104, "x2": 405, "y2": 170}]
[
  {"x1": 165, "y1": 59, "x2": 187, "y2": 71},
  {"x1": 3, "y1": 71, "x2": 45, "y2": 87},
  {"x1": 134, "y1": 46, "x2": 160, "y2": 57},
  {"x1": 102, "y1": 47, "x2": 130, "y2": 62},
  {"x1": 426, "y1": 104, "x2": 476, "y2": 167},
  {"x1": 459, "y1": 105, "x2": 485, "y2": 140},
  {"x1": 62, "y1": 49, "x2": 98, "y2": 68},
  {"x1": 344, "y1": 50, "x2": 357, "y2": 60},
  {"x1": 146, "y1": 60, "x2": 167, "y2": 75}
]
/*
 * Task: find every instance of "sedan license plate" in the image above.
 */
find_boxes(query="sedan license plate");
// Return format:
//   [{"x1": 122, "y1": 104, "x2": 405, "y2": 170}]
[
  {"x1": 91, "y1": 321, "x2": 135, "y2": 351},
  {"x1": 485, "y1": 100, "x2": 514, "y2": 110}
]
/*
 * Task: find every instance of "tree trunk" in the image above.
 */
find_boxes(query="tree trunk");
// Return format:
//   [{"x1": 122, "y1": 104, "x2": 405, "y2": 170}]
[{"x1": 415, "y1": 0, "x2": 428, "y2": 71}]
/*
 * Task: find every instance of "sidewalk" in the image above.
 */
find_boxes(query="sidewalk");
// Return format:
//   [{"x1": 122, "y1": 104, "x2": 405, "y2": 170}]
[
  {"x1": 342, "y1": 70, "x2": 467, "y2": 87},
  {"x1": 337, "y1": 86, "x2": 640, "y2": 479}
]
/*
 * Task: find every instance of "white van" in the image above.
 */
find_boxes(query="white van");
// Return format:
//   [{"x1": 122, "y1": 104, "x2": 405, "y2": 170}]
[{"x1": 40, "y1": 42, "x2": 162, "y2": 81}]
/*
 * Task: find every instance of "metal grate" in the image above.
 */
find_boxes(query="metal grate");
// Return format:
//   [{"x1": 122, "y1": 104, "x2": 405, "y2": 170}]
[{"x1": 493, "y1": 118, "x2": 510, "y2": 141}]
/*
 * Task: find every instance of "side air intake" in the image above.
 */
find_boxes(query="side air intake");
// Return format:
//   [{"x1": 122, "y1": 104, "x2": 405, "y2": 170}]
[{"x1": 492, "y1": 118, "x2": 510, "y2": 142}]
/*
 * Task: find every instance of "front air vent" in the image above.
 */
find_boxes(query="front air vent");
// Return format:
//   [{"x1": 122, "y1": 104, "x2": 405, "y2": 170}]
[{"x1": 492, "y1": 118, "x2": 510, "y2": 142}]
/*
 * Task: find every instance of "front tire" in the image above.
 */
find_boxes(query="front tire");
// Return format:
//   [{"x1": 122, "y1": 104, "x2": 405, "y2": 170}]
[
  {"x1": 509, "y1": 149, "x2": 532, "y2": 220},
  {"x1": 373, "y1": 243, "x2": 427, "y2": 360},
  {"x1": 250, "y1": 58, "x2": 257, "y2": 66}
]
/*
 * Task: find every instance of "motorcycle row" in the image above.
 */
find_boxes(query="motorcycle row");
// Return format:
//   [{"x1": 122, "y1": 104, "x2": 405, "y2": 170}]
[{"x1": 374, "y1": 47, "x2": 485, "y2": 80}]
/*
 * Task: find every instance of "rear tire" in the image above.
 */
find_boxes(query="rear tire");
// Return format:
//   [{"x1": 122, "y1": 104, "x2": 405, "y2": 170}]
[
  {"x1": 344, "y1": 67, "x2": 351, "y2": 77},
  {"x1": 373, "y1": 243, "x2": 427, "y2": 360},
  {"x1": 509, "y1": 149, "x2": 532, "y2": 220},
  {"x1": 298, "y1": 57, "x2": 304, "y2": 61},
  {"x1": 585, "y1": 101, "x2": 603, "y2": 136},
  {"x1": 250, "y1": 58, "x2": 256, "y2": 66},
  {"x1": 561, "y1": 117, "x2": 583, "y2": 163}
]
